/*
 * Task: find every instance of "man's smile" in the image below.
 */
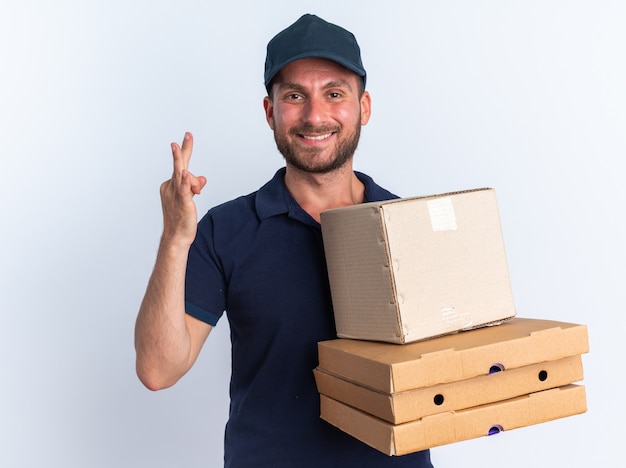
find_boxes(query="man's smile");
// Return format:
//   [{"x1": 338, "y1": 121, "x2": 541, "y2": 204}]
[{"x1": 301, "y1": 132, "x2": 334, "y2": 141}]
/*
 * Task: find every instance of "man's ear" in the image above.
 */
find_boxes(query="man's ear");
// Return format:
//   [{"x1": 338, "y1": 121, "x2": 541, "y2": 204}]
[
  {"x1": 360, "y1": 91, "x2": 372, "y2": 126},
  {"x1": 263, "y1": 96, "x2": 275, "y2": 130}
]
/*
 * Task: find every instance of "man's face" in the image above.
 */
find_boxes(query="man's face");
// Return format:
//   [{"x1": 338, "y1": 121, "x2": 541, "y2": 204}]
[{"x1": 263, "y1": 58, "x2": 371, "y2": 174}]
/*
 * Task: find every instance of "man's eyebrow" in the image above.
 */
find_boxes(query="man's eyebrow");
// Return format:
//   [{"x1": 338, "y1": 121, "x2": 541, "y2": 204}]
[
  {"x1": 276, "y1": 81, "x2": 306, "y2": 92},
  {"x1": 323, "y1": 79, "x2": 354, "y2": 91}
]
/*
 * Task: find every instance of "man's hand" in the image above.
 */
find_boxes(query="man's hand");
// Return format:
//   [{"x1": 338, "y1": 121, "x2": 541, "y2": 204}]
[{"x1": 159, "y1": 132, "x2": 207, "y2": 247}]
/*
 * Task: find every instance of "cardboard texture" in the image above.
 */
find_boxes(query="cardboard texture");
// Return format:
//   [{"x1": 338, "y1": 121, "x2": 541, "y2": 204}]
[
  {"x1": 314, "y1": 354, "x2": 584, "y2": 424},
  {"x1": 320, "y1": 188, "x2": 516, "y2": 344},
  {"x1": 320, "y1": 385, "x2": 587, "y2": 456},
  {"x1": 317, "y1": 318, "x2": 589, "y2": 393}
]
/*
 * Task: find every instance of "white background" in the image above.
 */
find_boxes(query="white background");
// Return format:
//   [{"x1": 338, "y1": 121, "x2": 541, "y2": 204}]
[{"x1": 1, "y1": 1, "x2": 624, "y2": 466}]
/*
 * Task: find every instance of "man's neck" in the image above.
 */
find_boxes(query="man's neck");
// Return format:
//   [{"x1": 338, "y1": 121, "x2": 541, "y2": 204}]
[{"x1": 284, "y1": 164, "x2": 365, "y2": 223}]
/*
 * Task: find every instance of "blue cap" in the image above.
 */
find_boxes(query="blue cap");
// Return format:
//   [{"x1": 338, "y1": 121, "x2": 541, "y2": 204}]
[{"x1": 264, "y1": 14, "x2": 366, "y2": 92}]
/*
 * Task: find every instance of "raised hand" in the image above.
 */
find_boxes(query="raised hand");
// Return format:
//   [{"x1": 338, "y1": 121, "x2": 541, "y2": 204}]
[{"x1": 159, "y1": 132, "x2": 207, "y2": 247}]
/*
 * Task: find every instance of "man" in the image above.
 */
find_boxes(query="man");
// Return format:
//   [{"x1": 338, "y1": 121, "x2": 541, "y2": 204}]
[{"x1": 135, "y1": 14, "x2": 434, "y2": 467}]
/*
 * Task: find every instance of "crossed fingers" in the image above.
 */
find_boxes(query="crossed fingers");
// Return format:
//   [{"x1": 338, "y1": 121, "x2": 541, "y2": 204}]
[{"x1": 170, "y1": 132, "x2": 206, "y2": 195}]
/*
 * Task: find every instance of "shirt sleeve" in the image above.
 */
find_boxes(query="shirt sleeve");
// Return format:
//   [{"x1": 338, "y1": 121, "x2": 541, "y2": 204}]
[{"x1": 184, "y1": 211, "x2": 226, "y2": 326}]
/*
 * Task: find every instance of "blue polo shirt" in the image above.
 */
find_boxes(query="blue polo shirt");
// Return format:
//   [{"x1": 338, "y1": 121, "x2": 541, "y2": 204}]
[{"x1": 185, "y1": 168, "x2": 433, "y2": 468}]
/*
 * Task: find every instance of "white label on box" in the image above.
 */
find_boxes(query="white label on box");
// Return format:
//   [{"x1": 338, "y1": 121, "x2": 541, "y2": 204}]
[
  {"x1": 441, "y1": 306, "x2": 472, "y2": 328},
  {"x1": 427, "y1": 197, "x2": 457, "y2": 231}
]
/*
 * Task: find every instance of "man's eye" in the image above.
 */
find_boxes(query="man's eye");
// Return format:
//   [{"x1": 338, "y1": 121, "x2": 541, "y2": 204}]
[
  {"x1": 287, "y1": 93, "x2": 303, "y2": 100},
  {"x1": 329, "y1": 92, "x2": 341, "y2": 98}
]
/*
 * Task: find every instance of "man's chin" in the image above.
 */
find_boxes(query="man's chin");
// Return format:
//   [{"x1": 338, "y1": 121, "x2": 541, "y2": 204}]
[{"x1": 284, "y1": 156, "x2": 350, "y2": 175}]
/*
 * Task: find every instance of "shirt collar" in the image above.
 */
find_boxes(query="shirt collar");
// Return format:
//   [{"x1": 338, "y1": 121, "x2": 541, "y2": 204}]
[{"x1": 255, "y1": 167, "x2": 397, "y2": 221}]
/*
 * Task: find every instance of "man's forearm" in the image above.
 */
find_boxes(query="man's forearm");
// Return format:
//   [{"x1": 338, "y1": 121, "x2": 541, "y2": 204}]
[{"x1": 135, "y1": 239, "x2": 193, "y2": 390}]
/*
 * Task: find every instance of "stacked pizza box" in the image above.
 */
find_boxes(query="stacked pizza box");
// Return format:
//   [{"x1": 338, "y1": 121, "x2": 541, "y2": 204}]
[{"x1": 317, "y1": 189, "x2": 588, "y2": 456}]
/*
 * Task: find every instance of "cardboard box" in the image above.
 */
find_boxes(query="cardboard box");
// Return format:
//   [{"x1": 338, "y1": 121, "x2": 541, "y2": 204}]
[
  {"x1": 314, "y1": 354, "x2": 584, "y2": 424},
  {"x1": 317, "y1": 318, "x2": 589, "y2": 393},
  {"x1": 320, "y1": 384, "x2": 587, "y2": 456},
  {"x1": 320, "y1": 188, "x2": 516, "y2": 344}
]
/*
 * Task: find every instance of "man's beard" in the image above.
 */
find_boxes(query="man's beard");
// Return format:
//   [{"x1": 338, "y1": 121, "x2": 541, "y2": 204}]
[{"x1": 273, "y1": 121, "x2": 362, "y2": 174}]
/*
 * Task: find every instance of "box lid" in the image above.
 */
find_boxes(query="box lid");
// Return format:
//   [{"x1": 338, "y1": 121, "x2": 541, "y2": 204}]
[
  {"x1": 320, "y1": 384, "x2": 587, "y2": 456},
  {"x1": 317, "y1": 318, "x2": 589, "y2": 393},
  {"x1": 314, "y1": 354, "x2": 584, "y2": 424}
]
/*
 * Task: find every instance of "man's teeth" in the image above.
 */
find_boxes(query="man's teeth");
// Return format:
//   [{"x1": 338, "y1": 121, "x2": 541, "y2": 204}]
[{"x1": 302, "y1": 133, "x2": 333, "y2": 141}]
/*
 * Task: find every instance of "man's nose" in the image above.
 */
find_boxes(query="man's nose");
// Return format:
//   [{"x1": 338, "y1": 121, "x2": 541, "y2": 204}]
[{"x1": 302, "y1": 96, "x2": 328, "y2": 126}]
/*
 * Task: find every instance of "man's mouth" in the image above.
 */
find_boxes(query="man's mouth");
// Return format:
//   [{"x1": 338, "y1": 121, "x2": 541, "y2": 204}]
[{"x1": 301, "y1": 133, "x2": 334, "y2": 141}]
